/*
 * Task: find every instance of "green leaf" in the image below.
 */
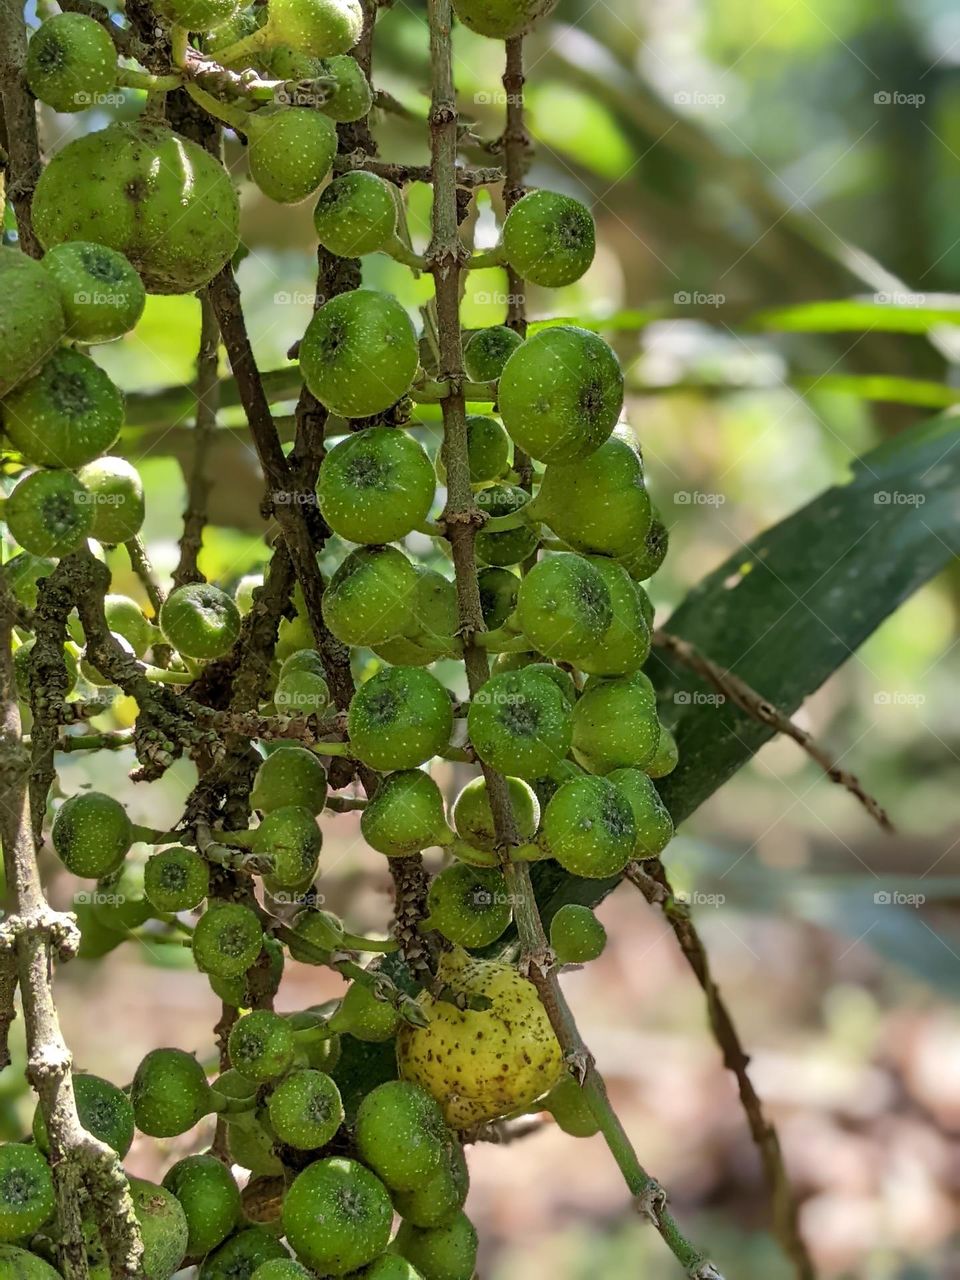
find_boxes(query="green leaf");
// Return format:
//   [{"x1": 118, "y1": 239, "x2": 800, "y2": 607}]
[
  {"x1": 751, "y1": 296, "x2": 960, "y2": 334},
  {"x1": 795, "y1": 374, "x2": 960, "y2": 408}
]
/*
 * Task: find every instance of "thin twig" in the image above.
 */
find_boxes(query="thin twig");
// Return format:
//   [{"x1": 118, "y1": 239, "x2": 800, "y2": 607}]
[
  {"x1": 174, "y1": 292, "x2": 221, "y2": 588},
  {"x1": 0, "y1": 0, "x2": 42, "y2": 254},
  {"x1": 653, "y1": 629, "x2": 893, "y2": 832},
  {"x1": 626, "y1": 859, "x2": 815, "y2": 1280},
  {"x1": 333, "y1": 151, "x2": 503, "y2": 187}
]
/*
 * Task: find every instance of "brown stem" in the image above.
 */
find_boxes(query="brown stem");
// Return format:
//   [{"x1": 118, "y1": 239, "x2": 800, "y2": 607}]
[
  {"x1": 626, "y1": 860, "x2": 814, "y2": 1280},
  {"x1": 333, "y1": 152, "x2": 503, "y2": 187},
  {"x1": 174, "y1": 292, "x2": 221, "y2": 589},
  {"x1": 0, "y1": 0, "x2": 41, "y2": 255},
  {"x1": 653, "y1": 629, "x2": 893, "y2": 832}
]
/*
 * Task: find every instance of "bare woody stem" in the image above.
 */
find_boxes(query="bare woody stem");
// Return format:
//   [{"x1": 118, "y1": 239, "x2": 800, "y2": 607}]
[
  {"x1": 0, "y1": 0, "x2": 41, "y2": 254},
  {"x1": 173, "y1": 291, "x2": 220, "y2": 588}
]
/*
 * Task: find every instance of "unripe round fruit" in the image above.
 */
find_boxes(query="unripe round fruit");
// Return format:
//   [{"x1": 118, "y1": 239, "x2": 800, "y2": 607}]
[
  {"x1": 474, "y1": 483, "x2": 539, "y2": 567},
  {"x1": 541, "y1": 774, "x2": 636, "y2": 878},
  {"x1": 376, "y1": 566, "x2": 458, "y2": 663},
  {"x1": 41, "y1": 241, "x2": 146, "y2": 345},
  {"x1": 452, "y1": 774, "x2": 539, "y2": 852},
  {"x1": 247, "y1": 107, "x2": 336, "y2": 204},
  {"x1": 205, "y1": 8, "x2": 260, "y2": 54},
  {"x1": 192, "y1": 902, "x2": 264, "y2": 978},
  {"x1": 540, "y1": 1073, "x2": 599, "y2": 1137},
  {"x1": 199, "y1": 1227, "x2": 288, "y2": 1279},
  {"x1": 347, "y1": 667, "x2": 453, "y2": 771},
  {"x1": 515, "y1": 552, "x2": 612, "y2": 663},
  {"x1": 359, "y1": 1259, "x2": 424, "y2": 1280},
  {"x1": 153, "y1": 0, "x2": 239, "y2": 33},
  {"x1": 452, "y1": 0, "x2": 555, "y2": 37},
  {"x1": 328, "y1": 980, "x2": 400, "y2": 1042},
  {"x1": 621, "y1": 514, "x2": 669, "y2": 581},
  {"x1": 33, "y1": 1073, "x2": 133, "y2": 1158},
  {"x1": 424, "y1": 863, "x2": 511, "y2": 948},
  {"x1": 436, "y1": 415, "x2": 511, "y2": 487},
  {"x1": 160, "y1": 582, "x2": 241, "y2": 660},
  {"x1": 498, "y1": 326, "x2": 623, "y2": 464},
  {"x1": 2, "y1": 348, "x2": 122, "y2": 469},
  {"x1": 323, "y1": 545, "x2": 419, "y2": 648},
  {"x1": 314, "y1": 171, "x2": 396, "y2": 256},
  {"x1": 144, "y1": 846, "x2": 210, "y2": 912},
  {"x1": 267, "y1": 1067, "x2": 343, "y2": 1148},
  {"x1": 75, "y1": 455, "x2": 145, "y2": 544},
  {"x1": 463, "y1": 326, "x2": 522, "y2": 383},
  {"x1": 393, "y1": 1212, "x2": 478, "y2": 1280},
  {"x1": 5, "y1": 468, "x2": 94, "y2": 558},
  {"x1": 392, "y1": 1131, "x2": 468, "y2": 1229},
  {"x1": 645, "y1": 723, "x2": 678, "y2": 778},
  {"x1": 608, "y1": 766, "x2": 674, "y2": 857},
  {"x1": 571, "y1": 671, "x2": 660, "y2": 774},
  {"x1": 131, "y1": 1048, "x2": 212, "y2": 1137},
  {"x1": 89, "y1": 860, "x2": 151, "y2": 935},
  {"x1": 280, "y1": 648, "x2": 326, "y2": 679},
  {"x1": 300, "y1": 289, "x2": 419, "y2": 418},
  {"x1": 502, "y1": 190, "x2": 595, "y2": 288},
  {"x1": 0, "y1": 1245, "x2": 62, "y2": 1278},
  {"x1": 265, "y1": 0, "x2": 363, "y2": 55},
  {"x1": 398, "y1": 947, "x2": 562, "y2": 1127},
  {"x1": 477, "y1": 565, "x2": 519, "y2": 631},
  {"x1": 32, "y1": 122, "x2": 241, "y2": 294},
  {"x1": 103, "y1": 594, "x2": 154, "y2": 656},
  {"x1": 0, "y1": 1146, "x2": 54, "y2": 1242},
  {"x1": 316, "y1": 53, "x2": 373, "y2": 119},
  {"x1": 227, "y1": 1116, "x2": 285, "y2": 1176},
  {"x1": 276, "y1": 584, "x2": 314, "y2": 659},
  {"x1": 78, "y1": 630, "x2": 138, "y2": 692},
  {"x1": 1, "y1": 553, "x2": 56, "y2": 612},
  {"x1": 229, "y1": 1010, "x2": 296, "y2": 1082},
  {"x1": 467, "y1": 668, "x2": 571, "y2": 780},
  {"x1": 576, "y1": 556, "x2": 651, "y2": 676},
  {"x1": 83, "y1": 1178, "x2": 187, "y2": 1280},
  {"x1": 275, "y1": 668, "x2": 331, "y2": 717},
  {"x1": 26, "y1": 12, "x2": 117, "y2": 113},
  {"x1": 355, "y1": 1081, "x2": 446, "y2": 1192},
  {"x1": 52, "y1": 791, "x2": 131, "y2": 878},
  {"x1": 0, "y1": 249, "x2": 65, "y2": 398},
  {"x1": 287, "y1": 908, "x2": 344, "y2": 962},
  {"x1": 253, "y1": 746, "x2": 328, "y2": 814},
  {"x1": 361, "y1": 769, "x2": 451, "y2": 857},
  {"x1": 318, "y1": 427, "x2": 434, "y2": 544},
  {"x1": 282, "y1": 1157, "x2": 393, "y2": 1275},
  {"x1": 210, "y1": 933, "x2": 285, "y2": 1008},
  {"x1": 549, "y1": 903, "x2": 607, "y2": 964},
  {"x1": 251, "y1": 1263, "x2": 314, "y2": 1280},
  {"x1": 529, "y1": 431, "x2": 652, "y2": 558},
  {"x1": 252, "y1": 805, "x2": 322, "y2": 887},
  {"x1": 162, "y1": 1154, "x2": 241, "y2": 1259}
]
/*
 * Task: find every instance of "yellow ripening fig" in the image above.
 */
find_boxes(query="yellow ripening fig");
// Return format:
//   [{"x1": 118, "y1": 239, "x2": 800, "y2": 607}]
[{"x1": 397, "y1": 947, "x2": 563, "y2": 1129}]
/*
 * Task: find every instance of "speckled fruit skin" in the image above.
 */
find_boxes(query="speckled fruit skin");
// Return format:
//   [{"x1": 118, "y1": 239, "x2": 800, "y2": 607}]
[
  {"x1": 252, "y1": 746, "x2": 329, "y2": 814},
  {"x1": 41, "y1": 241, "x2": 146, "y2": 345},
  {"x1": 425, "y1": 863, "x2": 511, "y2": 948},
  {"x1": 26, "y1": 12, "x2": 117, "y2": 113},
  {"x1": 541, "y1": 1074, "x2": 599, "y2": 1137},
  {"x1": 452, "y1": 774, "x2": 538, "y2": 852},
  {"x1": 32, "y1": 122, "x2": 240, "y2": 294},
  {"x1": 474, "y1": 483, "x2": 539, "y2": 567},
  {"x1": 144, "y1": 846, "x2": 210, "y2": 912},
  {"x1": 515, "y1": 552, "x2": 612, "y2": 664},
  {"x1": 398, "y1": 948, "x2": 563, "y2": 1129},
  {"x1": 391, "y1": 1130, "x2": 468, "y2": 1229},
  {"x1": 322, "y1": 546, "x2": 419, "y2": 647},
  {"x1": 451, "y1": 0, "x2": 556, "y2": 38},
  {"x1": 0, "y1": 1146, "x2": 54, "y2": 1241},
  {"x1": 299, "y1": 289, "x2": 419, "y2": 418},
  {"x1": 477, "y1": 565, "x2": 518, "y2": 630},
  {"x1": 96, "y1": 1179, "x2": 188, "y2": 1280},
  {"x1": 251, "y1": 805, "x2": 322, "y2": 887},
  {"x1": 0, "y1": 1245, "x2": 62, "y2": 1278},
  {"x1": 153, "y1": 0, "x2": 239, "y2": 32},
  {"x1": 645, "y1": 722, "x2": 678, "y2": 778},
  {"x1": 374, "y1": 566, "x2": 458, "y2": 665},
  {"x1": 437, "y1": 414, "x2": 511, "y2": 486},
  {"x1": 355, "y1": 1081, "x2": 447, "y2": 1192},
  {"x1": 314, "y1": 171, "x2": 396, "y2": 256},
  {"x1": 530, "y1": 431, "x2": 651, "y2": 558},
  {"x1": 328, "y1": 980, "x2": 400, "y2": 1042},
  {"x1": 360, "y1": 768, "x2": 451, "y2": 857},
  {"x1": 541, "y1": 773, "x2": 636, "y2": 878},
  {"x1": 358, "y1": 1258, "x2": 424, "y2": 1280},
  {"x1": 251, "y1": 1262, "x2": 314, "y2": 1280},
  {"x1": 282, "y1": 1157, "x2": 393, "y2": 1276},
  {"x1": 502, "y1": 190, "x2": 595, "y2": 288},
  {"x1": 33, "y1": 1073, "x2": 134, "y2": 1158},
  {"x1": 466, "y1": 668, "x2": 571, "y2": 781},
  {"x1": 5, "y1": 468, "x2": 94, "y2": 558},
  {"x1": 498, "y1": 326, "x2": 623, "y2": 464},
  {"x1": 248, "y1": 108, "x2": 336, "y2": 203},
  {"x1": 268, "y1": 0, "x2": 363, "y2": 55},
  {"x1": 159, "y1": 582, "x2": 241, "y2": 659},
  {"x1": 576, "y1": 555, "x2": 651, "y2": 676},
  {"x1": 229, "y1": 1011, "x2": 296, "y2": 1083},
  {"x1": 52, "y1": 790, "x2": 131, "y2": 878},
  {"x1": 162, "y1": 1154, "x2": 241, "y2": 1260},
  {"x1": 193, "y1": 902, "x2": 264, "y2": 978},
  {"x1": 103, "y1": 593, "x2": 153, "y2": 656},
  {"x1": 393, "y1": 1211, "x2": 478, "y2": 1280},
  {"x1": 0, "y1": 249, "x2": 65, "y2": 397},
  {"x1": 1, "y1": 347, "x2": 123, "y2": 468},
  {"x1": 571, "y1": 671, "x2": 660, "y2": 774},
  {"x1": 131, "y1": 1048, "x2": 213, "y2": 1138},
  {"x1": 267, "y1": 1068, "x2": 344, "y2": 1148},
  {"x1": 75, "y1": 456, "x2": 145, "y2": 544},
  {"x1": 549, "y1": 903, "x2": 607, "y2": 964},
  {"x1": 608, "y1": 766, "x2": 674, "y2": 857},
  {"x1": 621, "y1": 513, "x2": 668, "y2": 581},
  {"x1": 318, "y1": 427, "x2": 434, "y2": 543},
  {"x1": 462, "y1": 326, "x2": 522, "y2": 383},
  {"x1": 347, "y1": 666, "x2": 454, "y2": 771},
  {"x1": 316, "y1": 53, "x2": 373, "y2": 119},
  {"x1": 199, "y1": 1227, "x2": 288, "y2": 1279}
]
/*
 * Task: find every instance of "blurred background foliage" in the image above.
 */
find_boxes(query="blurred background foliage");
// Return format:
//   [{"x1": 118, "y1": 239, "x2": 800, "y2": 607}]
[{"x1": 5, "y1": 0, "x2": 960, "y2": 1275}]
